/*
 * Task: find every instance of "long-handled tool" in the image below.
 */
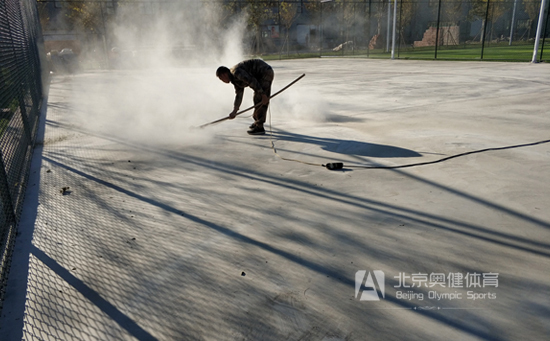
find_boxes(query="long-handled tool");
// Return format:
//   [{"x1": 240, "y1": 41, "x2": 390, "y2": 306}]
[{"x1": 199, "y1": 73, "x2": 305, "y2": 129}]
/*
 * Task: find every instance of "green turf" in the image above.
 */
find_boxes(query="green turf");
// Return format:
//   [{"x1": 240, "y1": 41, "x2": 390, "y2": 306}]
[
  {"x1": 398, "y1": 43, "x2": 543, "y2": 61},
  {"x1": 259, "y1": 42, "x2": 548, "y2": 62}
]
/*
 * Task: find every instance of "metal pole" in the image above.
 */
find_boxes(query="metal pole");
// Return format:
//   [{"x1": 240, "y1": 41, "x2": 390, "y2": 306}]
[
  {"x1": 391, "y1": 0, "x2": 397, "y2": 59},
  {"x1": 278, "y1": 0, "x2": 282, "y2": 60},
  {"x1": 435, "y1": 0, "x2": 442, "y2": 59},
  {"x1": 509, "y1": 0, "x2": 518, "y2": 45},
  {"x1": 351, "y1": 2, "x2": 357, "y2": 54},
  {"x1": 320, "y1": 0, "x2": 333, "y2": 57},
  {"x1": 532, "y1": 0, "x2": 548, "y2": 62},
  {"x1": 398, "y1": 0, "x2": 403, "y2": 58},
  {"x1": 480, "y1": 0, "x2": 490, "y2": 60},
  {"x1": 342, "y1": 0, "x2": 346, "y2": 56},
  {"x1": 386, "y1": 0, "x2": 391, "y2": 52},
  {"x1": 367, "y1": 0, "x2": 371, "y2": 57},
  {"x1": 540, "y1": 1, "x2": 549, "y2": 60},
  {"x1": 99, "y1": 2, "x2": 110, "y2": 69},
  {"x1": 320, "y1": 3, "x2": 323, "y2": 56}
]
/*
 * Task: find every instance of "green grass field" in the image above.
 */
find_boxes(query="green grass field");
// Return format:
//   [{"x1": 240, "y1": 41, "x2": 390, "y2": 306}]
[
  {"x1": 261, "y1": 42, "x2": 548, "y2": 62},
  {"x1": 397, "y1": 43, "x2": 544, "y2": 61}
]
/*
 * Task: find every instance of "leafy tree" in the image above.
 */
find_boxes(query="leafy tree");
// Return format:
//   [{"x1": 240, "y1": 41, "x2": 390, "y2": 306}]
[
  {"x1": 441, "y1": 0, "x2": 463, "y2": 25},
  {"x1": 373, "y1": 0, "x2": 389, "y2": 37},
  {"x1": 279, "y1": 1, "x2": 299, "y2": 55},
  {"x1": 468, "y1": 0, "x2": 508, "y2": 42},
  {"x1": 65, "y1": 1, "x2": 105, "y2": 34},
  {"x1": 245, "y1": 0, "x2": 277, "y2": 54},
  {"x1": 37, "y1": 1, "x2": 52, "y2": 31},
  {"x1": 303, "y1": 0, "x2": 323, "y2": 49},
  {"x1": 398, "y1": 0, "x2": 418, "y2": 46},
  {"x1": 334, "y1": 0, "x2": 356, "y2": 48},
  {"x1": 437, "y1": 0, "x2": 463, "y2": 45}
]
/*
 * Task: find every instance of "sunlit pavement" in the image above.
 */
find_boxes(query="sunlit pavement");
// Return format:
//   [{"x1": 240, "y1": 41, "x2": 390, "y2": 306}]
[{"x1": 2, "y1": 59, "x2": 550, "y2": 340}]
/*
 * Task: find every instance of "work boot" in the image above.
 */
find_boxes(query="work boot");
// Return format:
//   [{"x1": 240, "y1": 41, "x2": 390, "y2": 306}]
[
  {"x1": 249, "y1": 122, "x2": 257, "y2": 129},
  {"x1": 247, "y1": 125, "x2": 265, "y2": 135}
]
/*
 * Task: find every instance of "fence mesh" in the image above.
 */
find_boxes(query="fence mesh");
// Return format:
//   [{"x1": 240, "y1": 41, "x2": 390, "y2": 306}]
[
  {"x1": 36, "y1": 0, "x2": 549, "y2": 69},
  {"x1": 0, "y1": 0, "x2": 46, "y2": 313}
]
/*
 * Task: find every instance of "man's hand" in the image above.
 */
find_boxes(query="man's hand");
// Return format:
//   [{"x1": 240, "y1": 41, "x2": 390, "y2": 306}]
[
  {"x1": 228, "y1": 108, "x2": 238, "y2": 119},
  {"x1": 261, "y1": 94, "x2": 269, "y2": 106}
]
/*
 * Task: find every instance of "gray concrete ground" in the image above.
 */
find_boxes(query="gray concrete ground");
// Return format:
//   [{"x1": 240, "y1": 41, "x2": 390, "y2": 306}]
[{"x1": 1, "y1": 59, "x2": 550, "y2": 340}]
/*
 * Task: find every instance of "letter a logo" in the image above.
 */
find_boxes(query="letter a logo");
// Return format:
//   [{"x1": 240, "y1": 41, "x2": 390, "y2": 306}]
[{"x1": 355, "y1": 270, "x2": 385, "y2": 301}]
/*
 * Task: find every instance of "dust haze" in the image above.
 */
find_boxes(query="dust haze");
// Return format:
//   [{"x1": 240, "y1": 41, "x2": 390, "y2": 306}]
[
  {"x1": 60, "y1": 3, "x2": 330, "y2": 146},
  {"x1": 62, "y1": 3, "x2": 246, "y2": 146}
]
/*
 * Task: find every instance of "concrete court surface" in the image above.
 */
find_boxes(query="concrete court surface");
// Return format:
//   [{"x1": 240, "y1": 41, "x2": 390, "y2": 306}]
[{"x1": 1, "y1": 58, "x2": 550, "y2": 340}]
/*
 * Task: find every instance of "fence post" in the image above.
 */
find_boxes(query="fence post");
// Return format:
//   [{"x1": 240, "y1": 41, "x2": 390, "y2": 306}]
[
  {"x1": 367, "y1": 0, "x2": 371, "y2": 57},
  {"x1": 100, "y1": 2, "x2": 111, "y2": 69},
  {"x1": 540, "y1": 0, "x2": 549, "y2": 60},
  {"x1": 320, "y1": 2, "x2": 323, "y2": 57},
  {"x1": 532, "y1": 0, "x2": 548, "y2": 62},
  {"x1": 398, "y1": 0, "x2": 403, "y2": 58},
  {"x1": 352, "y1": 2, "x2": 356, "y2": 55},
  {"x1": 480, "y1": 0, "x2": 491, "y2": 60},
  {"x1": 434, "y1": 0, "x2": 442, "y2": 59},
  {"x1": 386, "y1": 0, "x2": 391, "y2": 52},
  {"x1": 391, "y1": 0, "x2": 397, "y2": 58},
  {"x1": 509, "y1": 0, "x2": 518, "y2": 45}
]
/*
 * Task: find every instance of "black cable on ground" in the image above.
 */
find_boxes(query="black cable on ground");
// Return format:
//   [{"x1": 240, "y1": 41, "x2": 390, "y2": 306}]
[
  {"x1": 344, "y1": 139, "x2": 550, "y2": 170},
  {"x1": 266, "y1": 108, "x2": 550, "y2": 171}
]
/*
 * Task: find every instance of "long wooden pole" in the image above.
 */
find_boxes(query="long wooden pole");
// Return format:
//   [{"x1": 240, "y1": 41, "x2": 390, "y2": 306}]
[{"x1": 199, "y1": 74, "x2": 306, "y2": 129}]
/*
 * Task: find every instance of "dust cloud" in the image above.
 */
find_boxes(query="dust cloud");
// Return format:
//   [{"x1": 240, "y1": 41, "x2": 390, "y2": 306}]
[
  {"x1": 60, "y1": 3, "x2": 332, "y2": 146},
  {"x1": 64, "y1": 3, "x2": 248, "y2": 146},
  {"x1": 271, "y1": 85, "x2": 332, "y2": 126}
]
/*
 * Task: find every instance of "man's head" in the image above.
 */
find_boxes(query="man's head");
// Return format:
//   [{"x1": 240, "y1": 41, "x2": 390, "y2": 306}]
[{"x1": 216, "y1": 66, "x2": 231, "y2": 83}]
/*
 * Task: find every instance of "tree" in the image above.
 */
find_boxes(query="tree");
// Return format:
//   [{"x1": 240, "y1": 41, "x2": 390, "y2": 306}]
[
  {"x1": 245, "y1": 0, "x2": 277, "y2": 54},
  {"x1": 37, "y1": 1, "x2": 52, "y2": 31},
  {"x1": 398, "y1": 0, "x2": 418, "y2": 47},
  {"x1": 468, "y1": 0, "x2": 509, "y2": 42},
  {"x1": 442, "y1": 0, "x2": 463, "y2": 24},
  {"x1": 304, "y1": 0, "x2": 322, "y2": 25},
  {"x1": 334, "y1": 0, "x2": 357, "y2": 49},
  {"x1": 65, "y1": 1, "x2": 105, "y2": 34},
  {"x1": 438, "y1": 0, "x2": 463, "y2": 46},
  {"x1": 279, "y1": 1, "x2": 299, "y2": 55},
  {"x1": 303, "y1": 0, "x2": 323, "y2": 49}
]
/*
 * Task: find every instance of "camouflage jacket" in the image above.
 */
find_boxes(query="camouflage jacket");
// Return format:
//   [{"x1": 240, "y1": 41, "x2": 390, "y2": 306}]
[{"x1": 230, "y1": 59, "x2": 273, "y2": 109}]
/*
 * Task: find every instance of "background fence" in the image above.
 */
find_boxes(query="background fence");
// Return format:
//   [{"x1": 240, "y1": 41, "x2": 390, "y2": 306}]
[
  {"x1": 0, "y1": 0, "x2": 46, "y2": 313},
  {"x1": 312, "y1": 0, "x2": 550, "y2": 61},
  {"x1": 36, "y1": 0, "x2": 549, "y2": 69}
]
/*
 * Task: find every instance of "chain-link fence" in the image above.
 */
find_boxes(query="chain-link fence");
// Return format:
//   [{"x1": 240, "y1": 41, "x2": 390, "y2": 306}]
[
  {"x1": 0, "y1": 0, "x2": 47, "y2": 313},
  {"x1": 37, "y1": 0, "x2": 548, "y2": 68}
]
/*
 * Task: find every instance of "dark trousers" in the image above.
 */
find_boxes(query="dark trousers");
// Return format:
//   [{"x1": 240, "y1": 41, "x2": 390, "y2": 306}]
[{"x1": 252, "y1": 68, "x2": 274, "y2": 127}]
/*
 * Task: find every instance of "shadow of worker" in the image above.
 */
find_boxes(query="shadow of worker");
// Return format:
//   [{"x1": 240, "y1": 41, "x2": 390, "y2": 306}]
[{"x1": 271, "y1": 130, "x2": 422, "y2": 158}]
